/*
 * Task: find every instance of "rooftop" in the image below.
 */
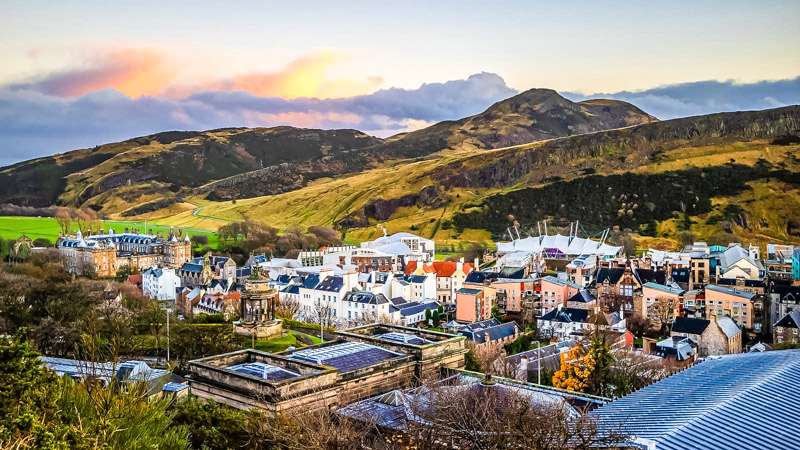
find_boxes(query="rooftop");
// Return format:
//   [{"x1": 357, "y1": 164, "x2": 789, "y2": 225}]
[
  {"x1": 287, "y1": 341, "x2": 405, "y2": 371},
  {"x1": 705, "y1": 284, "x2": 756, "y2": 299},
  {"x1": 592, "y1": 350, "x2": 800, "y2": 450}
]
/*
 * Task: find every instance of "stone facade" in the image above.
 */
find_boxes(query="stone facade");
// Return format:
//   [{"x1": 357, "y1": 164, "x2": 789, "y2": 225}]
[{"x1": 188, "y1": 324, "x2": 467, "y2": 414}]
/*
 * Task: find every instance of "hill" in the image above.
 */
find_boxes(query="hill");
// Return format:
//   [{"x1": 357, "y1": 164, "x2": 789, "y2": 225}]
[
  {"x1": 161, "y1": 106, "x2": 800, "y2": 250},
  {"x1": 0, "y1": 89, "x2": 655, "y2": 214}
]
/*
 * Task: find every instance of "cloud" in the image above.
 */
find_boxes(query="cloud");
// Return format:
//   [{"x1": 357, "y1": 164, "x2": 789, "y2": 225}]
[
  {"x1": 229, "y1": 50, "x2": 384, "y2": 99},
  {"x1": 562, "y1": 77, "x2": 800, "y2": 120},
  {"x1": 9, "y1": 48, "x2": 176, "y2": 98},
  {"x1": 0, "y1": 72, "x2": 518, "y2": 166}
]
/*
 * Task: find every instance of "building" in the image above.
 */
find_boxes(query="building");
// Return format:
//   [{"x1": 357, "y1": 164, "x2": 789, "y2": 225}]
[
  {"x1": 638, "y1": 282, "x2": 683, "y2": 324},
  {"x1": 773, "y1": 310, "x2": 800, "y2": 346},
  {"x1": 405, "y1": 260, "x2": 475, "y2": 303},
  {"x1": 298, "y1": 245, "x2": 398, "y2": 273},
  {"x1": 591, "y1": 350, "x2": 800, "y2": 450},
  {"x1": 537, "y1": 306, "x2": 591, "y2": 339},
  {"x1": 141, "y1": 267, "x2": 182, "y2": 301},
  {"x1": 360, "y1": 232, "x2": 435, "y2": 262},
  {"x1": 651, "y1": 335, "x2": 697, "y2": 365},
  {"x1": 455, "y1": 287, "x2": 487, "y2": 323},
  {"x1": 793, "y1": 248, "x2": 800, "y2": 281},
  {"x1": 704, "y1": 284, "x2": 756, "y2": 331},
  {"x1": 769, "y1": 284, "x2": 800, "y2": 327},
  {"x1": 670, "y1": 316, "x2": 742, "y2": 356},
  {"x1": 387, "y1": 298, "x2": 440, "y2": 326},
  {"x1": 492, "y1": 278, "x2": 536, "y2": 315},
  {"x1": 337, "y1": 371, "x2": 605, "y2": 439},
  {"x1": 717, "y1": 244, "x2": 765, "y2": 280},
  {"x1": 187, "y1": 324, "x2": 467, "y2": 413},
  {"x1": 194, "y1": 292, "x2": 241, "y2": 320},
  {"x1": 41, "y1": 357, "x2": 187, "y2": 399},
  {"x1": 592, "y1": 265, "x2": 641, "y2": 314},
  {"x1": 58, "y1": 231, "x2": 192, "y2": 277},
  {"x1": 343, "y1": 291, "x2": 392, "y2": 324},
  {"x1": 456, "y1": 318, "x2": 520, "y2": 349},
  {"x1": 539, "y1": 276, "x2": 582, "y2": 316},
  {"x1": 566, "y1": 289, "x2": 597, "y2": 310}
]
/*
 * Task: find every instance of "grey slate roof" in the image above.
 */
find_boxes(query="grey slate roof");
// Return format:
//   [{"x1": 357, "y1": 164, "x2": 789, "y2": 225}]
[
  {"x1": 567, "y1": 290, "x2": 595, "y2": 304},
  {"x1": 775, "y1": 309, "x2": 800, "y2": 328},
  {"x1": 592, "y1": 350, "x2": 800, "y2": 450},
  {"x1": 672, "y1": 317, "x2": 711, "y2": 335},
  {"x1": 714, "y1": 315, "x2": 741, "y2": 338},
  {"x1": 458, "y1": 321, "x2": 519, "y2": 344},
  {"x1": 705, "y1": 284, "x2": 755, "y2": 299},
  {"x1": 540, "y1": 307, "x2": 589, "y2": 323}
]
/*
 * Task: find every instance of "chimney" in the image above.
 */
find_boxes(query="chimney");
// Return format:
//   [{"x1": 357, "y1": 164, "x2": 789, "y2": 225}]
[
  {"x1": 318, "y1": 268, "x2": 332, "y2": 282},
  {"x1": 457, "y1": 258, "x2": 464, "y2": 273},
  {"x1": 474, "y1": 257, "x2": 480, "y2": 270}
]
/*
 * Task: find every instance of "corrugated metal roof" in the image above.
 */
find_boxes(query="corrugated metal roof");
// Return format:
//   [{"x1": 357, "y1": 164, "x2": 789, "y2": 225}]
[{"x1": 592, "y1": 350, "x2": 800, "y2": 450}]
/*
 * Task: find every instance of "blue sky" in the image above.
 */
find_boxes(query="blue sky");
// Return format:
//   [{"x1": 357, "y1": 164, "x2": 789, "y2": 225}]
[{"x1": 0, "y1": 0, "x2": 798, "y2": 165}]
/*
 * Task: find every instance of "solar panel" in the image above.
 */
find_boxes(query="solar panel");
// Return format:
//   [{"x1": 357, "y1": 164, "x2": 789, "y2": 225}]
[
  {"x1": 228, "y1": 362, "x2": 301, "y2": 382},
  {"x1": 289, "y1": 342, "x2": 404, "y2": 371}
]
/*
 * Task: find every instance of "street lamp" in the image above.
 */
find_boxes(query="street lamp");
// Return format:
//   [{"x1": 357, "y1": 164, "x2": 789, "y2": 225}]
[{"x1": 161, "y1": 307, "x2": 171, "y2": 362}]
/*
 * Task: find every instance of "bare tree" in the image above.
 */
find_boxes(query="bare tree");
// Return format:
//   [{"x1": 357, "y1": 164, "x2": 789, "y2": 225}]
[
  {"x1": 610, "y1": 349, "x2": 672, "y2": 397},
  {"x1": 653, "y1": 296, "x2": 678, "y2": 336},
  {"x1": 54, "y1": 208, "x2": 73, "y2": 236},
  {"x1": 401, "y1": 376, "x2": 629, "y2": 449},
  {"x1": 312, "y1": 298, "x2": 338, "y2": 331},
  {"x1": 470, "y1": 342, "x2": 520, "y2": 379},
  {"x1": 275, "y1": 296, "x2": 302, "y2": 320}
]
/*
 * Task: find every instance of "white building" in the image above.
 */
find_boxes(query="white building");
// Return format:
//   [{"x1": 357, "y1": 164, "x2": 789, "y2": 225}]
[
  {"x1": 142, "y1": 267, "x2": 182, "y2": 301},
  {"x1": 360, "y1": 232, "x2": 435, "y2": 263},
  {"x1": 296, "y1": 268, "x2": 359, "y2": 323}
]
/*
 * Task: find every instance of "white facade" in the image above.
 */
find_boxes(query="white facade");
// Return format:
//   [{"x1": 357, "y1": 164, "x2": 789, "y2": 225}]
[{"x1": 142, "y1": 267, "x2": 182, "y2": 301}]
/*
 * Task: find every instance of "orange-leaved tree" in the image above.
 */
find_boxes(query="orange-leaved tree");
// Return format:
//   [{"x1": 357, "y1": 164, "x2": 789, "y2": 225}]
[{"x1": 552, "y1": 345, "x2": 595, "y2": 392}]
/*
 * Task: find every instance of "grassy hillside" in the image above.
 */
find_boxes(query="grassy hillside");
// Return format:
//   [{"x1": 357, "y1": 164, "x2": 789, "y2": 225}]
[
  {"x1": 0, "y1": 89, "x2": 654, "y2": 217},
  {"x1": 138, "y1": 107, "x2": 800, "y2": 251}
]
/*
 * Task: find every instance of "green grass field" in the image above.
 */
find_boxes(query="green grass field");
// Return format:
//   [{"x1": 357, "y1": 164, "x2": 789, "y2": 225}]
[
  {"x1": 240, "y1": 330, "x2": 322, "y2": 353},
  {"x1": 0, "y1": 216, "x2": 218, "y2": 246}
]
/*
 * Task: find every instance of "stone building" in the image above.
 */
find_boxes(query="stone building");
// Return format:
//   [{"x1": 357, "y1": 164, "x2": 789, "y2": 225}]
[
  {"x1": 774, "y1": 310, "x2": 800, "y2": 346},
  {"x1": 671, "y1": 315, "x2": 742, "y2": 356},
  {"x1": 188, "y1": 324, "x2": 467, "y2": 413},
  {"x1": 58, "y1": 231, "x2": 191, "y2": 277}
]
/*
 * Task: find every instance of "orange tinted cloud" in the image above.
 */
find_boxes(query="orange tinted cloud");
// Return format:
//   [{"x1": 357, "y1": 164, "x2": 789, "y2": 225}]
[
  {"x1": 16, "y1": 48, "x2": 175, "y2": 97},
  {"x1": 232, "y1": 51, "x2": 383, "y2": 99}
]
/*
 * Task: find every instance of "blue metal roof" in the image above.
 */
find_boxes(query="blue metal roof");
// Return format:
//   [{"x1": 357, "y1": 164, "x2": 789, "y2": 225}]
[{"x1": 592, "y1": 350, "x2": 800, "y2": 450}]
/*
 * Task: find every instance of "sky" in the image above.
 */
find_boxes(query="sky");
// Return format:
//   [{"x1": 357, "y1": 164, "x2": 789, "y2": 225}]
[{"x1": 1, "y1": 0, "x2": 799, "y2": 166}]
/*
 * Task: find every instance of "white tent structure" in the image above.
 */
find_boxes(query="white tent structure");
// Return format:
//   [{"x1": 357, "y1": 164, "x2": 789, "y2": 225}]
[{"x1": 496, "y1": 234, "x2": 622, "y2": 258}]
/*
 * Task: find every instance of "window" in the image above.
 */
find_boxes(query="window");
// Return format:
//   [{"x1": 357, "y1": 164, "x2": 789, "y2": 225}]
[
  {"x1": 717, "y1": 309, "x2": 723, "y2": 315},
  {"x1": 733, "y1": 302, "x2": 739, "y2": 308}
]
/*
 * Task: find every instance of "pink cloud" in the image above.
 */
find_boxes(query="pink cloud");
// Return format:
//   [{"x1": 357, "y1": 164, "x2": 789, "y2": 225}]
[{"x1": 13, "y1": 48, "x2": 176, "y2": 98}]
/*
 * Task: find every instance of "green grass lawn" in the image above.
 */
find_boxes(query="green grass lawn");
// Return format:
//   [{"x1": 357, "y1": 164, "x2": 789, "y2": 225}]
[
  {"x1": 241, "y1": 330, "x2": 322, "y2": 353},
  {"x1": 0, "y1": 216, "x2": 217, "y2": 246}
]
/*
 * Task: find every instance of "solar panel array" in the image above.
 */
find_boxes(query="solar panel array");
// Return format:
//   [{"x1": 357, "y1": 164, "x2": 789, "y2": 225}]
[
  {"x1": 375, "y1": 332, "x2": 430, "y2": 346},
  {"x1": 591, "y1": 350, "x2": 800, "y2": 450},
  {"x1": 289, "y1": 341, "x2": 404, "y2": 371},
  {"x1": 228, "y1": 362, "x2": 301, "y2": 382}
]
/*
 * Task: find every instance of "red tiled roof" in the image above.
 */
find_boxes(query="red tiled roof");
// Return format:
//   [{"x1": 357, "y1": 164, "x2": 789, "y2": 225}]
[
  {"x1": 405, "y1": 261, "x2": 474, "y2": 277},
  {"x1": 128, "y1": 274, "x2": 142, "y2": 285}
]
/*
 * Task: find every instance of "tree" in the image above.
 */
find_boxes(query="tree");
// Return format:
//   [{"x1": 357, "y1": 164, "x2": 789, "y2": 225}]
[
  {"x1": 431, "y1": 310, "x2": 441, "y2": 327},
  {"x1": 552, "y1": 345, "x2": 594, "y2": 393},
  {"x1": 491, "y1": 305, "x2": 504, "y2": 323},
  {"x1": 275, "y1": 296, "x2": 302, "y2": 320},
  {"x1": 626, "y1": 314, "x2": 650, "y2": 338},
  {"x1": 653, "y1": 296, "x2": 678, "y2": 336},
  {"x1": 190, "y1": 235, "x2": 208, "y2": 248},
  {"x1": 0, "y1": 328, "x2": 65, "y2": 446},
  {"x1": 54, "y1": 208, "x2": 72, "y2": 235},
  {"x1": 463, "y1": 242, "x2": 484, "y2": 263},
  {"x1": 676, "y1": 230, "x2": 696, "y2": 249},
  {"x1": 609, "y1": 349, "x2": 671, "y2": 397},
  {"x1": 585, "y1": 333, "x2": 615, "y2": 397}
]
